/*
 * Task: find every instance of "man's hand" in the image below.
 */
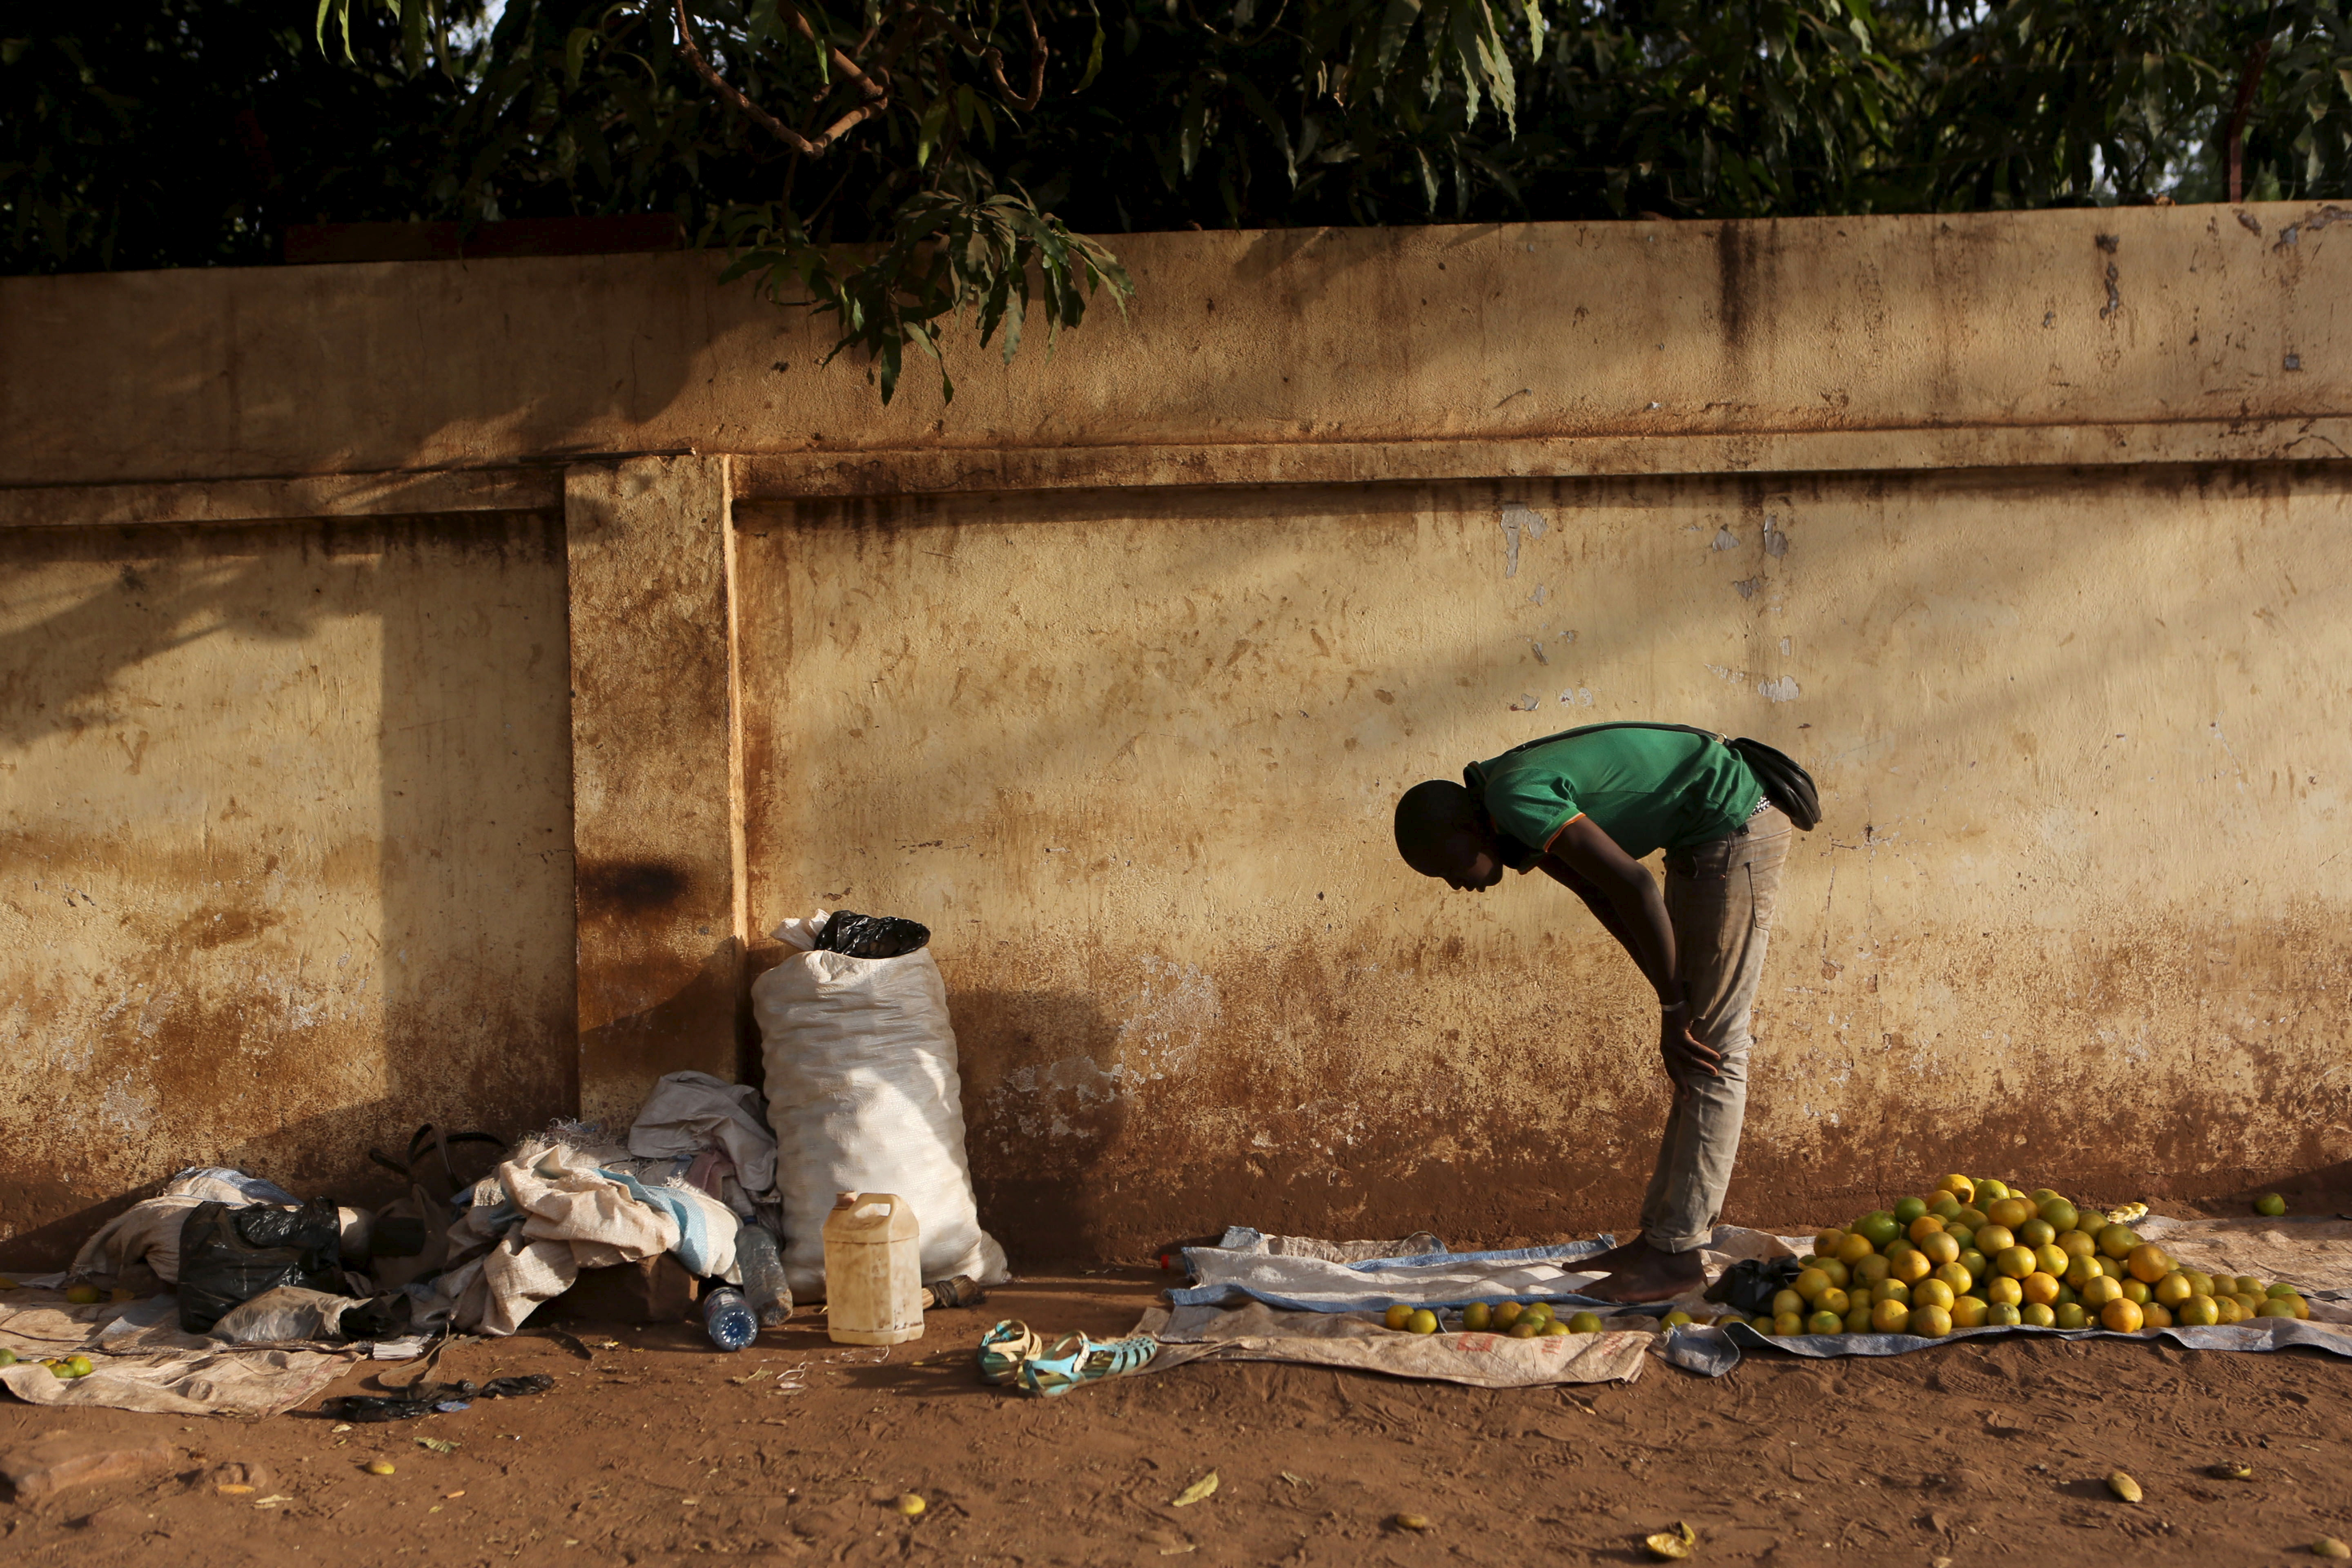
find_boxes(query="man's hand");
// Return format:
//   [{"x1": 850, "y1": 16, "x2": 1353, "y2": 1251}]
[{"x1": 1659, "y1": 1012, "x2": 1721, "y2": 1093}]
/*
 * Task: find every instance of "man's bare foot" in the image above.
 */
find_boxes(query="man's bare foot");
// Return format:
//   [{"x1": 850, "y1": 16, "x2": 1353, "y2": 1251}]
[
  {"x1": 1581, "y1": 1238, "x2": 1705, "y2": 1303},
  {"x1": 1581, "y1": 1235, "x2": 1650, "y2": 1272}
]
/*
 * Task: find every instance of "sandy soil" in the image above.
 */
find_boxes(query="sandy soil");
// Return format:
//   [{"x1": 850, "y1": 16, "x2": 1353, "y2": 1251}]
[{"x1": 3, "y1": 1265, "x2": 2348, "y2": 1566}]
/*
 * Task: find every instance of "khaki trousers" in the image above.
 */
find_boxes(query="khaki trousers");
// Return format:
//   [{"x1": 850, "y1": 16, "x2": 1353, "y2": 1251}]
[{"x1": 1637, "y1": 804, "x2": 1793, "y2": 1253}]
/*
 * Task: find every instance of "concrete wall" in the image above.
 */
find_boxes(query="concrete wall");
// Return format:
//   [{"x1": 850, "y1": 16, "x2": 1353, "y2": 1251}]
[
  {"x1": 0, "y1": 515, "x2": 575, "y2": 1261},
  {"x1": 2, "y1": 203, "x2": 2348, "y2": 1263}
]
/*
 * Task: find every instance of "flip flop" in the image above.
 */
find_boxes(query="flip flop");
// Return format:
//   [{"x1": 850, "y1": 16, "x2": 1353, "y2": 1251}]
[
  {"x1": 977, "y1": 1319, "x2": 1042, "y2": 1385},
  {"x1": 1016, "y1": 1331, "x2": 1157, "y2": 1397}
]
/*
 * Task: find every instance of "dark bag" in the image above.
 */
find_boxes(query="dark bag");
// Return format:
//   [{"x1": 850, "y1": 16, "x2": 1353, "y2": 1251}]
[
  {"x1": 1704, "y1": 1256, "x2": 1806, "y2": 1316},
  {"x1": 176, "y1": 1199, "x2": 352, "y2": 1334},
  {"x1": 1725, "y1": 736, "x2": 1821, "y2": 831},
  {"x1": 815, "y1": 909, "x2": 931, "y2": 959}
]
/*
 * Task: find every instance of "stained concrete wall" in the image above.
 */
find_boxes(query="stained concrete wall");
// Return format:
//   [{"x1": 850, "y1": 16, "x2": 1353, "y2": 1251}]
[
  {"x1": 735, "y1": 466, "x2": 2352, "y2": 1254},
  {"x1": 2, "y1": 203, "x2": 2348, "y2": 1263},
  {"x1": 0, "y1": 517, "x2": 576, "y2": 1262}
]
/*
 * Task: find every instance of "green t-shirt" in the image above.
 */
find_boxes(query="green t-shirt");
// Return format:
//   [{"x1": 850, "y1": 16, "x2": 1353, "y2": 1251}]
[{"x1": 1465, "y1": 724, "x2": 1763, "y2": 865}]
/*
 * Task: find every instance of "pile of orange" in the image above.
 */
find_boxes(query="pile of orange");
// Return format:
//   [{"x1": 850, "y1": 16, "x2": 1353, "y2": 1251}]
[{"x1": 1711, "y1": 1176, "x2": 2312, "y2": 1339}]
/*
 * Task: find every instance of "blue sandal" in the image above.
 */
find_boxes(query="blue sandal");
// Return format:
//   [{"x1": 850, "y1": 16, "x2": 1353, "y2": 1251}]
[{"x1": 1016, "y1": 1331, "x2": 1157, "y2": 1397}]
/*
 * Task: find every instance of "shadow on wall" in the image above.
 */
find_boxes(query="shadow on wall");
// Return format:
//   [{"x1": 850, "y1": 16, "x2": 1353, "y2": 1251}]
[
  {"x1": 941, "y1": 989, "x2": 1136, "y2": 1261},
  {"x1": 0, "y1": 515, "x2": 575, "y2": 1269}
]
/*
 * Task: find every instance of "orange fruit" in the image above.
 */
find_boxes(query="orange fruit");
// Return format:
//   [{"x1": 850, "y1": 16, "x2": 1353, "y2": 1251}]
[
  {"x1": 1985, "y1": 1301, "x2": 2022, "y2": 1326},
  {"x1": 2120, "y1": 1278, "x2": 2151, "y2": 1306},
  {"x1": 1987, "y1": 1198, "x2": 2036, "y2": 1230},
  {"x1": 1385, "y1": 1303, "x2": 1414, "y2": 1330},
  {"x1": 1771, "y1": 1289, "x2": 1805, "y2": 1319},
  {"x1": 1851, "y1": 1254, "x2": 1891, "y2": 1287},
  {"x1": 2020, "y1": 1303, "x2": 2056, "y2": 1328},
  {"x1": 2080, "y1": 1275, "x2": 2123, "y2": 1307},
  {"x1": 1772, "y1": 1311, "x2": 1804, "y2": 1336},
  {"x1": 1819, "y1": 1287, "x2": 1851, "y2": 1316},
  {"x1": 1911, "y1": 1304, "x2": 1953, "y2": 1338},
  {"x1": 2127, "y1": 1244, "x2": 2172, "y2": 1284},
  {"x1": 1933, "y1": 1262, "x2": 1974, "y2": 1296},
  {"x1": 2182, "y1": 1270, "x2": 2214, "y2": 1296},
  {"x1": 1794, "y1": 1267, "x2": 1831, "y2": 1303},
  {"x1": 2034, "y1": 1243, "x2": 2070, "y2": 1278},
  {"x1": 2213, "y1": 1295, "x2": 2246, "y2": 1325},
  {"x1": 1938, "y1": 1175, "x2": 1976, "y2": 1203},
  {"x1": 1871, "y1": 1298, "x2": 1911, "y2": 1333},
  {"x1": 1813, "y1": 1229, "x2": 1846, "y2": 1257},
  {"x1": 2154, "y1": 1273, "x2": 2193, "y2": 1307},
  {"x1": 1907, "y1": 1215, "x2": 1947, "y2": 1245},
  {"x1": 1871, "y1": 1279, "x2": 1911, "y2": 1307},
  {"x1": 2053, "y1": 1302, "x2": 2087, "y2": 1330},
  {"x1": 2101, "y1": 1298, "x2": 2145, "y2": 1332},
  {"x1": 1891, "y1": 1250, "x2": 1931, "y2": 1285},
  {"x1": 1949, "y1": 1295, "x2": 1989, "y2": 1329},
  {"x1": 1920, "y1": 1232, "x2": 1960, "y2": 1267},
  {"x1": 1835, "y1": 1233, "x2": 1877, "y2": 1267},
  {"x1": 1845, "y1": 1304, "x2": 1875, "y2": 1333},
  {"x1": 2017, "y1": 1218, "x2": 2056, "y2": 1249},
  {"x1": 1996, "y1": 1246, "x2": 2038, "y2": 1280},
  {"x1": 2255, "y1": 1299, "x2": 2299, "y2": 1319},
  {"x1": 1985, "y1": 1276, "x2": 2023, "y2": 1307},
  {"x1": 2058, "y1": 1230, "x2": 2098, "y2": 1259},
  {"x1": 2141, "y1": 1302, "x2": 2174, "y2": 1329},
  {"x1": 1806, "y1": 1310, "x2": 1843, "y2": 1335},
  {"x1": 2022, "y1": 1272, "x2": 2060, "y2": 1307},
  {"x1": 2175, "y1": 1295, "x2": 2219, "y2": 1326},
  {"x1": 1913, "y1": 1278, "x2": 1956, "y2": 1310},
  {"x1": 2040, "y1": 1198, "x2": 2080, "y2": 1232},
  {"x1": 1974, "y1": 1224, "x2": 2016, "y2": 1255},
  {"x1": 2097, "y1": 1224, "x2": 2140, "y2": 1260},
  {"x1": 1815, "y1": 1257, "x2": 1851, "y2": 1290}
]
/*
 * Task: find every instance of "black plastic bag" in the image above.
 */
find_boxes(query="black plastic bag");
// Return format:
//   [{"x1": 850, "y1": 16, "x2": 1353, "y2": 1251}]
[
  {"x1": 1703, "y1": 1256, "x2": 1805, "y2": 1317},
  {"x1": 319, "y1": 1375, "x2": 554, "y2": 1423},
  {"x1": 815, "y1": 909, "x2": 930, "y2": 959},
  {"x1": 177, "y1": 1200, "x2": 352, "y2": 1334}
]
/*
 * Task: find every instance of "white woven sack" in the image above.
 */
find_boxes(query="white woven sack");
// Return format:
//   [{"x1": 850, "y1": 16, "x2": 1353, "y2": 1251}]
[{"x1": 754, "y1": 944, "x2": 1008, "y2": 1296}]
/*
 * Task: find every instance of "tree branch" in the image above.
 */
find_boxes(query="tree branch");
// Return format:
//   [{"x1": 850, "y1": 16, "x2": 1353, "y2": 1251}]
[
  {"x1": 923, "y1": 0, "x2": 1048, "y2": 112},
  {"x1": 671, "y1": 0, "x2": 891, "y2": 158},
  {"x1": 2225, "y1": 36, "x2": 2272, "y2": 205}
]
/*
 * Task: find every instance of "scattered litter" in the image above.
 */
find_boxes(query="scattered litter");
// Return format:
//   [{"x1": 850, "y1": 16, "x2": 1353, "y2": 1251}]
[
  {"x1": 2210, "y1": 1463, "x2": 2254, "y2": 1481},
  {"x1": 1170, "y1": 1472, "x2": 1218, "y2": 1508},
  {"x1": 414, "y1": 1437, "x2": 458, "y2": 1454},
  {"x1": 252, "y1": 1494, "x2": 294, "y2": 1509},
  {"x1": 216, "y1": 1483, "x2": 254, "y2": 1495},
  {"x1": 363, "y1": 1461, "x2": 396, "y2": 1476},
  {"x1": 2107, "y1": 1471, "x2": 2142, "y2": 1503},
  {"x1": 444, "y1": 1490, "x2": 466, "y2": 1499},
  {"x1": 1392, "y1": 1512, "x2": 1432, "y2": 1530},
  {"x1": 434, "y1": 1400, "x2": 470, "y2": 1413},
  {"x1": 894, "y1": 1493, "x2": 926, "y2": 1517},
  {"x1": 2316, "y1": 1537, "x2": 2350, "y2": 1560},
  {"x1": 1643, "y1": 1521, "x2": 1698, "y2": 1560},
  {"x1": 330, "y1": 1423, "x2": 352, "y2": 1434},
  {"x1": 1279, "y1": 1472, "x2": 1307, "y2": 1488}
]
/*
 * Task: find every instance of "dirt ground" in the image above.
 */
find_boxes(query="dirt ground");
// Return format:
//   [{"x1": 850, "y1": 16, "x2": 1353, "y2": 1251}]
[{"x1": 4, "y1": 1265, "x2": 2348, "y2": 1566}]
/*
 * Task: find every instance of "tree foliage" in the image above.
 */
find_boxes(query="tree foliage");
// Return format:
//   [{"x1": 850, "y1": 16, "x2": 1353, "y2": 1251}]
[{"x1": 5, "y1": 0, "x2": 2348, "y2": 401}]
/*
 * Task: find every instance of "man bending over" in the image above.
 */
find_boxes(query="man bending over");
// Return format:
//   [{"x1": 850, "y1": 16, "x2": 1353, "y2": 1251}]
[{"x1": 1392, "y1": 722, "x2": 1794, "y2": 1302}]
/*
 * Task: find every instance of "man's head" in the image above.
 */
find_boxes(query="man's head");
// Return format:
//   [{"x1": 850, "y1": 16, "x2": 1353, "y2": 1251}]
[{"x1": 1394, "y1": 780, "x2": 1510, "y2": 890}]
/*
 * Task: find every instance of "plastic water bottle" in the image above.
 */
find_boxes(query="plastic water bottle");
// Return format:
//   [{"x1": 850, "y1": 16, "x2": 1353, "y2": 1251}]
[
  {"x1": 735, "y1": 1221, "x2": 794, "y2": 1327},
  {"x1": 702, "y1": 1285, "x2": 757, "y2": 1352}
]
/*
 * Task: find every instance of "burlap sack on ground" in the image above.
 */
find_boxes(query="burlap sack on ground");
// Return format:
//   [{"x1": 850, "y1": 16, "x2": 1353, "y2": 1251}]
[
  {"x1": 2136, "y1": 1215, "x2": 2352, "y2": 1294},
  {"x1": 0, "y1": 1291, "x2": 370, "y2": 1417},
  {"x1": 1131, "y1": 1301, "x2": 1649, "y2": 1387}
]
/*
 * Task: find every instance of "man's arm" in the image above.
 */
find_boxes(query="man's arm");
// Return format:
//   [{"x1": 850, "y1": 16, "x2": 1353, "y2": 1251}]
[{"x1": 1538, "y1": 816, "x2": 1719, "y2": 1086}]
